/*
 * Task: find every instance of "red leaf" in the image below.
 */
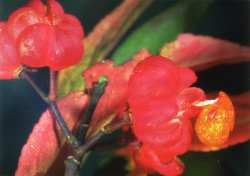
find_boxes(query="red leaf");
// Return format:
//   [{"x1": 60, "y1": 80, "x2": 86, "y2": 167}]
[
  {"x1": 15, "y1": 92, "x2": 88, "y2": 176},
  {"x1": 160, "y1": 33, "x2": 250, "y2": 70},
  {"x1": 191, "y1": 91, "x2": 250, "y2": 152}
]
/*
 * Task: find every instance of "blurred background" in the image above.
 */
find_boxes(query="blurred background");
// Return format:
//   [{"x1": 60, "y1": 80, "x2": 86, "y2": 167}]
[{"x1": 0, "y1": 0, "x2": 249, "y2": 175}]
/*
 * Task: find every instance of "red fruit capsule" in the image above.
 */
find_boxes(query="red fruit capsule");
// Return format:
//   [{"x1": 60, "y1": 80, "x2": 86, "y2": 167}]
[
  {"x1": 10, "y1": 0, "x2": 84, "y2": 70},
  {"x1": 128, "y1": 56, "x2": 198, "y2": 176}
]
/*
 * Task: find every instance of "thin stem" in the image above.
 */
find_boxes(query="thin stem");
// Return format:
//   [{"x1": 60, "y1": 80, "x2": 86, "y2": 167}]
[
  {"x1": 19, "y1": 70, "x2": 49, "y2": 103},
  {"x1": 19, "y1": 70, "x2": 80, "y2": 149},
  {"x1": 76, "y1": 117, "x2": 131, "y2": 157},
  {"x1": 76, "y1": 76, "x2": 108, "y2": 143},
  {"x1": 49, "y1": 101, "x2": 80, "y2": 148},
  {"x1": 42, "y1": 0, "x2": 51, "y2": 16},
  {"x1": 65, "y1": 156, "x2": 80, "y2": 176},
  {"x1": 49, "y1": 70, "x2": 58, "y2": 101},
  {"x1": 76, "y1": 133, "x2": 104, "y2": 156},
  {"x1": 104, "y1": 117, "x2": 130, "y2": 134}
]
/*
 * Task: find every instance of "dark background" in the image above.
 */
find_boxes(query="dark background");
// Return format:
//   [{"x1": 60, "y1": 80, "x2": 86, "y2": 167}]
[{"x1": 0, "y1": 0, "x2": 249, "y2": 175}]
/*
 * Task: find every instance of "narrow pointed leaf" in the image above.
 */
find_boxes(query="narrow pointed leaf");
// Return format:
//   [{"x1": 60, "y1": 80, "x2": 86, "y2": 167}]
[{"x1": 160, "y1": 33, "x2": 250, "y2": 70}]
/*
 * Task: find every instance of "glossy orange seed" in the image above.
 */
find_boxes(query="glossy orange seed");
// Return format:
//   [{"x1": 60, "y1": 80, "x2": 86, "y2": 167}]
[{"x1": 195, "y1": 91, "x2": 235, "y2": 146}]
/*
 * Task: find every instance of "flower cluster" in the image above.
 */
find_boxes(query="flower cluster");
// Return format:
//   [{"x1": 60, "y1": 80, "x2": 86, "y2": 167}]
[{"x1": 0, "y1": 0, "x2": 84, "y2": 79}]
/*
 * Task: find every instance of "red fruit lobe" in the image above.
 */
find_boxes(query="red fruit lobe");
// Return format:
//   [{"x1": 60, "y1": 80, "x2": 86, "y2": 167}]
[
  {"x1": 7, "y1": 7, "x2": 41, "y2": 39},
  {"x1": 0, "y1": 22, "x2": 21, "y2": 79},
  {"x1": 17, "y1": 23, "x2": 54, "y2": 68}
]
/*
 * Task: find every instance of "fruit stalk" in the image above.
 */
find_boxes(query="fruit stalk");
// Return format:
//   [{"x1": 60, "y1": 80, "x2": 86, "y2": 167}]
[
  {"x1": 76, "y1": 76, "x2": 108, "y2": 143},
  {"x1": 19, "y1": 69, "x2": 80, "y2": 149}
]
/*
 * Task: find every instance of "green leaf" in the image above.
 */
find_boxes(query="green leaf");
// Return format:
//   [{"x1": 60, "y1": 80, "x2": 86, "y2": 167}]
[{"x1": 112, "y1": 0, "x2": 213, "y2": 65}]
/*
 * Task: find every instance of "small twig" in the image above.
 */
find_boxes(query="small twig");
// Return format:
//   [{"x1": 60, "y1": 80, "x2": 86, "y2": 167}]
[
  {"x1": 19, "y1": 70, "x2": 80, "y2": 149},
  {"x1": 76, "y1": 76, "x2": 108, "y2": 143},
  {"x1": 104, "y1": 117, "x2": 130, "y2": 134},
  {"x1": 48, "y1": 101, "x2": 80, "y2": 148},
  {"x1": 64, "y1": 76, "x2": 108, "y2": 176},
  {"x1": 76, "y1": 132, "x2": 104, "y2": 157},
  {"x1": 65, "y1": 156, "x2": 80, "y2": 176},
  {"x1": 42, "y1": 0, "x2": 51, "y2": 16},
  {"x1": 23, "y1": 67, "x2": 38, "y2": 73},
  {"x1": 19, "y1": 70, "x2": 49, "y2": 102},
  {"x1": 77, "y1": 117, "x2": 131, "y2": 156},
  {"x1": 49, "y1": 70, "x2": 58, "y2": 100}
]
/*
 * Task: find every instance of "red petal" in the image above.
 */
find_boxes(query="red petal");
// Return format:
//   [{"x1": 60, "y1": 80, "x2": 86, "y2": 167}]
[
  {"x1": 15, "y1": 92, "x2": 88, "y2": 176},
  {"x1": 161, "y1": 33, "x2": 250, "y2": 70},
  {"x1": 191, "y1": 91, "x2": 250, "y2": 152}
]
